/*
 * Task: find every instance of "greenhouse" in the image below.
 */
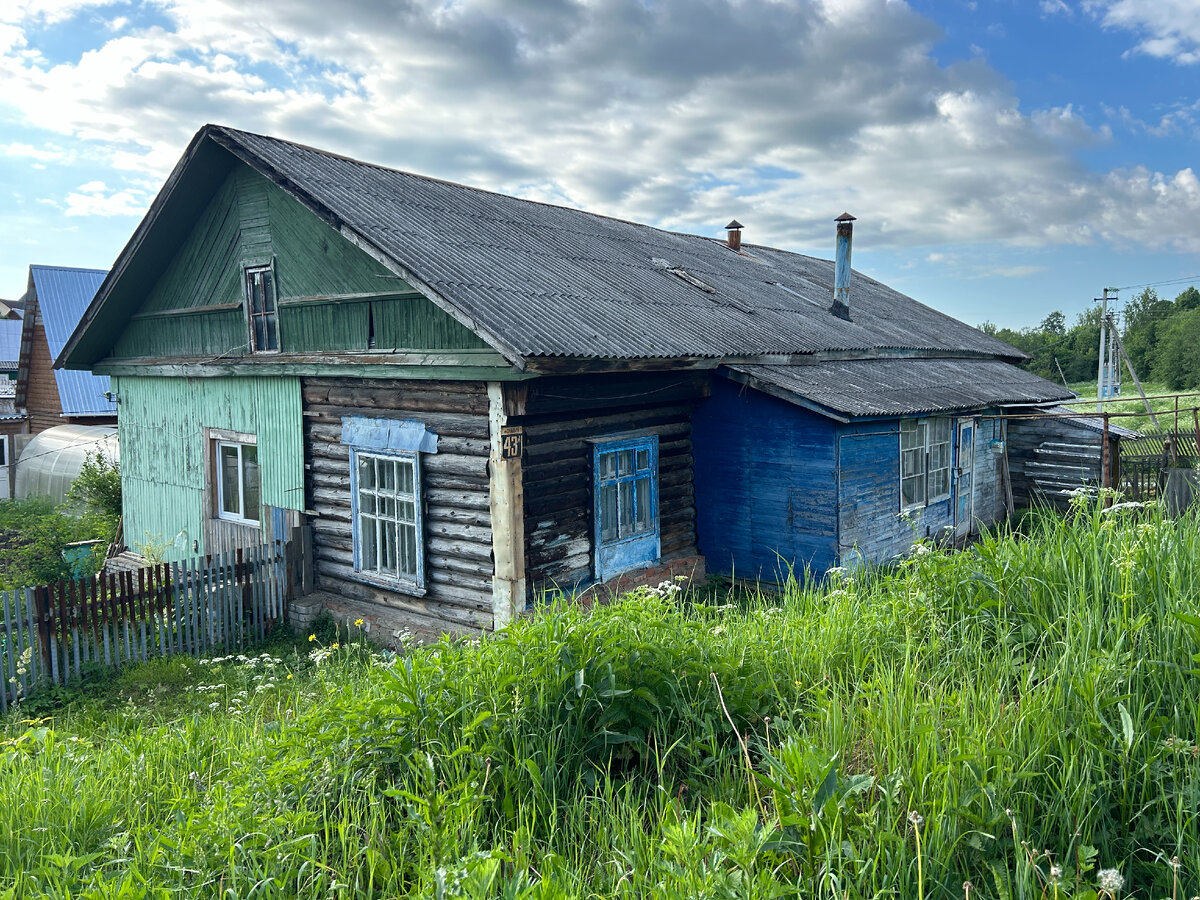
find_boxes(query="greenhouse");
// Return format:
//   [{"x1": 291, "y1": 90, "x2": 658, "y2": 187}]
[{"x1": 14, "y1": 424, "x2": 119, "y2": 506}]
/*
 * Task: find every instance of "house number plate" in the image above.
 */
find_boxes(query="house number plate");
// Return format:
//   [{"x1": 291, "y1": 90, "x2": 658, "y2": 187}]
[{"x1": 500, "y1": 425, "x2": 524, "y2": 460}]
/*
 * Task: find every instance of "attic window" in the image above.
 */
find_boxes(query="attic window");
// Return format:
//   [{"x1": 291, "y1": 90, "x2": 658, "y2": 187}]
[
  {"x1": 245, "y1": 265, "x2": 279, "y2": 352},
  {"x1": 667, "y1": 268, "x2": 716, "y2": 294}
]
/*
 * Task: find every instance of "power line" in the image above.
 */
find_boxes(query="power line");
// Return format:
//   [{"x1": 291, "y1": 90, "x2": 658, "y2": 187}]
[{"x1": 1113, "y1": 275, "x2": 1200, "y2": 292}]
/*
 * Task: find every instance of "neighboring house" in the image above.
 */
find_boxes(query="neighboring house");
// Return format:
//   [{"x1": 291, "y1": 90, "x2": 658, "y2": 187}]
[
  {"x1": 59, "y1": 124, "x2": 1070, "y2": 640},
  {"x1": 0, "y1": 302, "x2": 25, "y2": 498},
  {"x1": 16, "y1": 265, "x2": 117, "y2": 435}
]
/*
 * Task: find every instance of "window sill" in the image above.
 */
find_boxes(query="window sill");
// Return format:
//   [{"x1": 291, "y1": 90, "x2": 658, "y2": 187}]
[
  {"x1": 215, "y1": 515, "x2": 261, "y2": 528},
  {"x1": 350, "y1": 569, "x2": 427, "y2": 598}
]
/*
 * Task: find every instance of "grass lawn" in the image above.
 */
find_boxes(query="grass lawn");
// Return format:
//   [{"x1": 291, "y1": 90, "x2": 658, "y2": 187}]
[{"x1": 3, "y1": 501, "x2": 1200, "y2": 898}]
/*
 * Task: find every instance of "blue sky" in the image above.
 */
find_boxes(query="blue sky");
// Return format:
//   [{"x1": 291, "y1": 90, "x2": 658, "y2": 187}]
[{"x1": 2, "y1": 0, "x2": 1199, "y2": 331}]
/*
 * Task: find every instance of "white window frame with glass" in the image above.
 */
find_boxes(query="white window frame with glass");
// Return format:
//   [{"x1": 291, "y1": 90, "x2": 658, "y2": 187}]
[
  {"x1": 243, "y1": 261, "x2": 280, "y2": 353},
  {"x1": 592, "y1": 435, "x2": 660, "y2": 582},
  {"x1": 215, "y1": 439, "x2": 261, "y2": 525},
  {"x1": 350, "y1": 448, "x2": 424, "y2": 591},
  {"x1": 899, "y1": 417, "x2": 953, "y2": 511}
]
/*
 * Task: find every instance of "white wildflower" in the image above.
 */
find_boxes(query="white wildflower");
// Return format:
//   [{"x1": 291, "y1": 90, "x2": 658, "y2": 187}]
[{"x1": 1097, "y1": 868, "x2": 1124, "y2": 895}]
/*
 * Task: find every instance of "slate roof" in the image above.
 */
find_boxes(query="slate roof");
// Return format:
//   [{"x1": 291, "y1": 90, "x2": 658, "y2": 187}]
[
  {"x1": 729, "y1": 358, "x2": 1074, "y2": 420},
  {"x1": 28, "y1": 266, "x2": 116, "y2": 417},
  {"x1": 205, "y1": 126, "x2": 1025, "y2": 363},
  {"x1": 1038, "y1": 405, "x2": 1141, "y2": 440},
  {"x1": 59, "y1": 124, "x2": 1072, "y2": 421}
]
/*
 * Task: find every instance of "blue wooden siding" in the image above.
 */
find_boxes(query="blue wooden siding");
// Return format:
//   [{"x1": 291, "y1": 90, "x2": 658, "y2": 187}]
[
  {"x1": 836, "y1": 412, "x2": 1008, "y2": 567},
  {"x1": 692, "y1": 378, "x2": 838, "y2": 582},
  {"x1": 836, "y1": 420, "x2": 951, "y2": 566}
]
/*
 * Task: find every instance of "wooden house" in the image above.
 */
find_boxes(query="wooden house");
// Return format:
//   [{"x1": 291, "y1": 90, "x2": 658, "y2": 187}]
[
  {"x1": 0, "y1": 301, "x2": 24, "y2": 496},
  {"x1": 15, "y1": 266, "x2": 116, "y2": 435},
  {"x1": 59, "y1": 125, "x2": 1070, "y2": 640}
]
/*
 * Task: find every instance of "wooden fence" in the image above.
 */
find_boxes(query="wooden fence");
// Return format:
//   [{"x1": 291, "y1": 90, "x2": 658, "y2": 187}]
[
  {"x1": 0, "y1": 542, "x2": 292, "y2": 713},
  {"x1": 1120, "y1": 429, "x2": 1200, "y2": 501}
]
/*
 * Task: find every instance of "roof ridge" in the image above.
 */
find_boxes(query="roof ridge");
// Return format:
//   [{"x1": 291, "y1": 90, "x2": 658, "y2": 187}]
[
  {"x1": 208, "y1": 124, "x2": 831, "y2": 266},
  {"x1": 29, "y1": 265, "x2": 109, "y2": 275}
]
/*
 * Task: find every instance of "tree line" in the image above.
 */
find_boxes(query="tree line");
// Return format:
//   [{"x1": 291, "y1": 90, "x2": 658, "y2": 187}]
[{"x1": 980, "y1": 285, "x2": 1200, "y2": 390}]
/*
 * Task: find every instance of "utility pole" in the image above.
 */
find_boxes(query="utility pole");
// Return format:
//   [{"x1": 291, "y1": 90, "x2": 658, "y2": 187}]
[{"x1": 1096, "y1": 288, "x2": 1113, "y2": 412}]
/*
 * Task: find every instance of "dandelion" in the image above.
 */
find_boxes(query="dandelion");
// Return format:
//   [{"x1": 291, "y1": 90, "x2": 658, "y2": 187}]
[
  {"x1": 1097, "y1": 868, "x2": 1124, "y2": 897},
  {"x1": 307, "y1": 634, "x2": 316, "y2": 642},
  {"x1": 331, "y1": 642, "x2": 340, "y2": 650},
  {"x1": 354, "y1": 618, "x2": 364, "y2": 627},
  {"x1": 1049, "y1": 865, "x2": 1063, "y2": 883},
  {"x1": 286, "y1": 673, "x2": 292, "y2": 680}
]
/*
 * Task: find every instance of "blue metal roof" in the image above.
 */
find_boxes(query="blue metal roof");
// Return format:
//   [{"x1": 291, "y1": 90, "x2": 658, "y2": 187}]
[{"x1": 29, "y1": 266, "x2": 116, "y2": 416}]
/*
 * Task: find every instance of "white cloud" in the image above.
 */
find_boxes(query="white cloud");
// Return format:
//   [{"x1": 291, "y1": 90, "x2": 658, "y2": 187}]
[
  {"x1": 63, "y1": 181, "x2": 147, "y2": 216},
  {"x1": 0, "y1": 141, "x2": 73, "y2": 162},
  {"x1": 0, "y1": 0, "x2": 1198, "y2": 260},
  {"x1": 1085, "y1": 0, "x2": 1200, "y2": 64},
  {"x1": 1040, "y1": 0, "x2": 1072, "y2": 15}
]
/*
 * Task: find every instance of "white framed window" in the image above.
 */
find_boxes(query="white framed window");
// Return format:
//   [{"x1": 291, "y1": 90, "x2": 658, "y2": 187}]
[
  {"x1": 351, "y1": 449, "x2": 423, "y2": 588},
  {"x1": 900, "y1": 417, "x2": 952, "y2": 510},
  {"x1": 244, "y1": 264, "x2": 279, "y2": 352},
  {"x1": 215, "y1": 440, "x2": 261, "y2": 524}
]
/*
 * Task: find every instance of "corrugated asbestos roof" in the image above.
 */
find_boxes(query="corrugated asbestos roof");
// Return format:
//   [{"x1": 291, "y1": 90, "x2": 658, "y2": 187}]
[
  {"x1": 729, "y1": 358, "x2": 1074, "y2": 418},
  {"x1": 209, "y1": 126, "x2": 1027, "y2": 363},
  {"x1": 29, "y1": 266, "x2": 116, "y2": 416},
  {"x1": 1038, "y1": 405, "x2": 1141, "y2": 440}
]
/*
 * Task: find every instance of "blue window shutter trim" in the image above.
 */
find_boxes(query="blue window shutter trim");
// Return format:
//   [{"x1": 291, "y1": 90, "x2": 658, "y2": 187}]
[{"x1": 341, "y1": 416, "x2": 439, "y2": 454}]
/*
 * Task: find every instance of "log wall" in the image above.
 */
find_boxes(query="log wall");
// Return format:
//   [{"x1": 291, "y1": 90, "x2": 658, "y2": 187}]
[
  {"x1": 302, "y1": 377, "x2": 494, "y2": 636},
  {"x1": 518, "y1": 372, "x2": 706, "y2": 593}
]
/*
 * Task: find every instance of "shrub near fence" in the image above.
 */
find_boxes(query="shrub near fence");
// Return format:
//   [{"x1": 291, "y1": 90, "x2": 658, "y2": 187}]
[{"x1": 0, "y1": 542, "x2": 291, "y2": 712}]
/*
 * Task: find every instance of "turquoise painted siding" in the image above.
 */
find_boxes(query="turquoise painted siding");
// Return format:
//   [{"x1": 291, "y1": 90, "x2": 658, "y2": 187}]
[
  {"x1": 115, "y1": 375, "x2": 303, "y2": 559},
  {"x1": 112, "y1": 162, "x2": 488, "y2": 359}
]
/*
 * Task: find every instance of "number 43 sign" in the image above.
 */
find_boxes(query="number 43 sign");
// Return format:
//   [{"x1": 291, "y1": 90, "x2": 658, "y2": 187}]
[{"x1": 500, "y1": 425, "x2": 524, "y2": 460}]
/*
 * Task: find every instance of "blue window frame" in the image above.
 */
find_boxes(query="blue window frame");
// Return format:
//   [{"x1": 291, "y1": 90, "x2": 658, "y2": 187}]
[
  {"x1": 350, "y1": 448, "x2": 424, "y2": 590},
  {"x1": 593, "y1": 435, "x2": 659, "y2": 581}
]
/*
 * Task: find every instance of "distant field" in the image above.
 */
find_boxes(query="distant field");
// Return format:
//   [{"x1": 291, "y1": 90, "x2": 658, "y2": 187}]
[{"x1": 1063, "y1": 381, "x2": 1200, "y2": 432}]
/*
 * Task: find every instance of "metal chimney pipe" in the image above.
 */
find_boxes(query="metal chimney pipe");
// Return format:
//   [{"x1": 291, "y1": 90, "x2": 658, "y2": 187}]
[
  {"x1": 725, "y1": 219, "x2": 743, "y2": 252},
  {"x1": 831, "y1": 212, "x2": 855, "y2": 320}
]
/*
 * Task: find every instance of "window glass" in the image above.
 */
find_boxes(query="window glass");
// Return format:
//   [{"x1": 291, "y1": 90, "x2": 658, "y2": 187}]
[
  {"x1": 900, "y1": 417, "x2": 956, "y2": 509},
  {"x1": 354, "y1": 450, "x2": 421, "y2": 585},
  {"x1": 594, "y1": 435, "x2": 660, "y2": 581},
  {"x1": 596, "y1": 438, "x2": 658, "y2": 546},
  {"x1": 219, "y1": 444, "x2": 241, "y2": 517},
  {"x1": 216, "y1": 440, "x2": 259, "y2": 524},
  {"x1": 245, "y1": 266, "x2": 280, "y2": 352}
]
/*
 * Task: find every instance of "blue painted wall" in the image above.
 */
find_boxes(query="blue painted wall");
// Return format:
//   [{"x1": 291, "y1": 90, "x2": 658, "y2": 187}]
[
  {"x1": 695, "y1": 378, "x2": 1012, "y2": 581},
  {"x1": 692, "y1": 377, "x2": 838, "y2": 581},
  {"x1": 835, "y1": 420, "x2": 954, "y2": 566}
]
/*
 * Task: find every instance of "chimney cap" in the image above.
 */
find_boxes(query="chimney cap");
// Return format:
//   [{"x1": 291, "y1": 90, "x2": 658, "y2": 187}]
[
  {"x1": 725, "y1": 219, "x2": 744, "y2": 231},
  {"x1": 834, "y1": 212, "x2": 856, "y2": 222}
]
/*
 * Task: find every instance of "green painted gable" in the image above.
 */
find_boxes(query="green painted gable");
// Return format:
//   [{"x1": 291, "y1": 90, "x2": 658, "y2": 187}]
[{"x1": 110, "y1": 162, "x2": 489, "y2": 360}]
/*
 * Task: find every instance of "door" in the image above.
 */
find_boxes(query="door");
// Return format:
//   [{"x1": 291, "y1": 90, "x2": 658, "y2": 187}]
[{"x1": 955, "y1": 418, "x2": 976, "y2": 538}]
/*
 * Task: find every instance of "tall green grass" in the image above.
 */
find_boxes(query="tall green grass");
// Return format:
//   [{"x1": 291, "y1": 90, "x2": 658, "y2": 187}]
[{"x1": 2, "y1": 500, "x2": 1200, "y2": 898}]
